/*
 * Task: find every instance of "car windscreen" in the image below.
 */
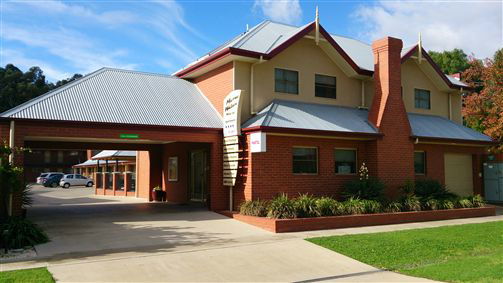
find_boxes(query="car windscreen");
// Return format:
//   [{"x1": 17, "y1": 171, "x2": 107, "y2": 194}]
[{"x1": 40, "y1": 174, "x2": 48, "y2": 177}]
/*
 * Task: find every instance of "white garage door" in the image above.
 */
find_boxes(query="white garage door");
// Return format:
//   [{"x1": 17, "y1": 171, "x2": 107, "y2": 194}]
[{"x1": 444, "y1": 153, "x2": 473, "y2": 196}]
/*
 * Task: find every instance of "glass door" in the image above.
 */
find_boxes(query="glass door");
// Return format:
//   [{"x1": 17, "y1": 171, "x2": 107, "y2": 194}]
[{"x1": 190, "y1": 150, "x2": 207, "y2": 202}]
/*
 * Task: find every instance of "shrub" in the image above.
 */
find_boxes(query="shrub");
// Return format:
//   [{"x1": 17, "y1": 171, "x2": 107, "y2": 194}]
[
  {"x1": 239, "y1": 199, "x2": 269, "y2": 217},
  {"x1": 401, "y1": 195, "x2": 422, "y2": 211},
  {"x1": 267, "y1": 194, "x2": 296, "y2": 219},
  {"x1": 342, "y1": 163, "x2": 385, "y2": 201},
  {"x1": 315, "y1": 197, "x2": 340, "y2": 217},
  {"x1": 468, "y1": 195, "x2": 485, "y2": 207},
  {"x1": 362, "y1": 200, "x2": 382, "y2": 214},
  {"x1": 341, "y1": 197, "x2": 366, "y2": 215},
  {"x1": 414, "y1": 179, "x2": 457, "y2": 199},
  {"x1": 384, "y1": 201, "x2": 403, "y2": 213},
  {"x1": 294, "y1": 194, "x2": 318, "y2": 218},
  {"x1": 438, "y1": 199, "x2": 455, "y2": 210},
  {"x1": 456, "y1": 197, "x2": 474, "y2": 209},
  {"x1": 422, "y1": 198, "x2": 440, "y2": 210},
  {"x1": 1, "y1": 217, "x2": 49, "y2": 249}
]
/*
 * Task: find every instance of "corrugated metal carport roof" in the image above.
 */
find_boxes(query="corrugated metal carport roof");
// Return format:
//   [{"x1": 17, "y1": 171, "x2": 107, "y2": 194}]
[{"x1": 0, "y1": 68, "x2": 222, "y2": 129}]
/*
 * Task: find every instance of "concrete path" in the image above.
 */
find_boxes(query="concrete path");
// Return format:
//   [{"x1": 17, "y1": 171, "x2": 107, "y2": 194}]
[{"x1": 2, "y1": 187, "x2": 501, "y2": 282}]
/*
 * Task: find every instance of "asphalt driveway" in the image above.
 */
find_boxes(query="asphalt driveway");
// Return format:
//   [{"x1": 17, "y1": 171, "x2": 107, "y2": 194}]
[{"x1": 3, "y1": 186, "x2": 437, "y2": 282}]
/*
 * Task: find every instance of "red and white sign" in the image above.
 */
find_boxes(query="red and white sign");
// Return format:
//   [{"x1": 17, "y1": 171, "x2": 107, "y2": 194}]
[{"x1": 250, "y1": 132, "x2": 266, "y2": 153}]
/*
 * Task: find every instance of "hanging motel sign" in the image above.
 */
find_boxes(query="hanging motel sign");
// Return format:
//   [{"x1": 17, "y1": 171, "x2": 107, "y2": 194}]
[{"x1": 222, "y1": 90, "x2": 243, "y2": 186}]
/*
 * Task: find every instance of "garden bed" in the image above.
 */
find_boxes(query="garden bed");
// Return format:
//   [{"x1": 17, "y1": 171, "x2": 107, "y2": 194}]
[{"x1": 220, "y1": 206, "x2": 497, "y2": 233}]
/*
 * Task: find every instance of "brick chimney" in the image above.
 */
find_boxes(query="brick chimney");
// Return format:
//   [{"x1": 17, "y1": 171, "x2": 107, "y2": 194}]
[{"x1": 367, "y1": 37, "x2": 414, "y2": 197}]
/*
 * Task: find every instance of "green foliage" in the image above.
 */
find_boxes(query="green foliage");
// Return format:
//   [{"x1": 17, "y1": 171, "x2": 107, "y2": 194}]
[
  {"x1": 468, "y1": 195, "x2": 485, "y2": 208},
  {"x1": 0, "y1": 64, "x2": 82, "y2": 113},
  {"x1": 401, "y1": 195, "x2": 422, "y2": 212},
  {"x1": 362, "y1": 199, "x2": 382, "y2": 214},
  {"x1": 267, "y1": 194, "x2": 296, "y2": 219},
  {"x1": 438, "y1": 199, "x2": 455, "y2": 210},
  {"x1": 1, "y1": 217, "x2": 49, "y2": 249},
  {"x1": 384, "y1": 201, "x2": 403, "y2": 213},
  {"x1": 308, "y1": 221, "x2": 503, "y2": 283},
  {"x1": 456, "y1": 197, "x2": 473, "y2": 209},
  {"x1": 315, "y1": 197, "x2": 340, "y2": 217},
  {"x1": 294, "y1": 194, "x2": 319, "y2": 218},
  {"x1": 342, "y1": 163, "x2": 385, "y2": 201},
  {"x1": 341, "y1": 197, "x2": 366, "y2": 215},
  {"x1": 0, "y1": 142, "x2": 30, "y2": 219},
  {"x1": 413, "y1": 179, "x2": 456, "y2": 200},
  {"x1": 428, "y1": 48, "x2": 470, "y2": 75},
  {"x1": 422, "y1": 198, "x2": 440, "y2": 210},
  {"x1": 239, "y1": 199, "x2": 269, "y2": 217}
]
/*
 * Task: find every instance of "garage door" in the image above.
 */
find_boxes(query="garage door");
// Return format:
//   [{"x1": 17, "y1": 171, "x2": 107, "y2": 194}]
[{"x1": 444, "y1": 153, "x2": 473, "y2": 196}]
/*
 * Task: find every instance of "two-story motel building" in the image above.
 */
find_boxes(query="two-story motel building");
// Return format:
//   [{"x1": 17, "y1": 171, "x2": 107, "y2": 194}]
[{"x1": 0, "y1": 20, "x2": 493, "y2": 215}]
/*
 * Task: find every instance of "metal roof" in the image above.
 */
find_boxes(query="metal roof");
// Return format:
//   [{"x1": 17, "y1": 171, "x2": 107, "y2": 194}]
[
  {"x1": 0, "y1": 68, "x2": 222, "y2": 128},
  {"x1": 408, "y1": 113, "x2": 492, "y2": 142},
  {"x1": 446, "y1": 75, "x2": 468, "y2": 87},
  {"x1": 179, "y1": 21, "x2": 466, "y2": 87},
  {"x1": 91, "y1": 150, "x2": 136, "y2": 160},
  {"x1": 241, "y1": 100, "x2": 378, "y2": 134},
  {"x1": 73, "y1": 159, "x2": 132, "y2": 167},
  {"x1": 243, "y1": 100, "x2": 492, "y2": 142}
]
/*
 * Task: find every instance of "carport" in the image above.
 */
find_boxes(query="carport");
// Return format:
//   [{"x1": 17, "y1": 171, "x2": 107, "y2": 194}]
[{"x1": 0, "y1": 68, "x2": 226, "y2": 217}]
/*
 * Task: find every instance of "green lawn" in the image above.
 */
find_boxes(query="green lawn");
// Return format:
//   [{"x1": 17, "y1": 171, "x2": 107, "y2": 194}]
[
  {"x1": 307, "y1": 221, "x2": 503, "y2": 283},
  {"x1": 0, "y1": 267, "x2": 54, "y2": 283}
]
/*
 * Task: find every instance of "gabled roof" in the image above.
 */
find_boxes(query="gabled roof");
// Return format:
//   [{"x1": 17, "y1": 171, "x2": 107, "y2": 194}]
[
  {"x1": 0, "y1": 68, "x2": 222, "y2": 129},
  {"x1": 175, "y1": 20, "x2": 468, "y2": 90},
  {"x1": 91, "y1": 150, "x2": 136, "y2": 160},
  {"x1": 242, "y1": 100, "x2": 378, "y2": 135},
  {"x1": 242, "y1": 100, "x2": 492, "y2": 143},
  {"x1": 72, "y1": 159, "x2": 132, "y2": 168}
]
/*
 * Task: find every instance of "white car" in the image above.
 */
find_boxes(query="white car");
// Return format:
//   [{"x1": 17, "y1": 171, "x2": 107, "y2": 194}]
[
  {"x1": 59, "y1": 174, "x2": 94, "y2": 188},
  {"x1": 36, "y1": 172, "x2": 64, "y2": 184}
]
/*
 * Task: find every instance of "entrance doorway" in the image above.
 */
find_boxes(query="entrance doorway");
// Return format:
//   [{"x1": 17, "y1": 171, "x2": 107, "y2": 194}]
[{"x1": 190, "y1": 150, "x2": 208, "y2": 202}]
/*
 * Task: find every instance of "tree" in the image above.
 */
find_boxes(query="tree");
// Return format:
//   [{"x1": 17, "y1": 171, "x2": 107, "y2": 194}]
[
  {"x1": 0, "y1": 64, "x2": 82, "y2": 113},
  {"x1": 428, "y1": 49, "x2": 470, "y2": 75},
  {"x1": 463, "y1": 49, "x2": 503, "y2": 152}
]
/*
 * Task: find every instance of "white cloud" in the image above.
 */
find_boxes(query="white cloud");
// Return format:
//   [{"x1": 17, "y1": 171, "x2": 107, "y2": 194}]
[
  {"x1": 254, "y1": 0, "x2": 302, "y2": 25},
  {"x1": 1, "y1": 49, "x2": 70, "y2": 81},
  {"x1": 353, "y1": 0, "x2": 502, "y2": 59}
]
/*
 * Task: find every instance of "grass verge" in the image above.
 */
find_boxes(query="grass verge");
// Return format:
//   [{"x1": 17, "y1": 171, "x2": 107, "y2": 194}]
[
  {"x1": 307, "y1": 221, "x2": 503, "y2": 282},
  {"x1": 0, "y1": 267, "x2": 54, "y2": 283}
]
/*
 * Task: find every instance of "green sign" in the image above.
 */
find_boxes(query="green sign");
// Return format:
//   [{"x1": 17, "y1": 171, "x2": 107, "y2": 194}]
[{"x1": 120, "y1": 134, "x2": 139, "y2": 139}]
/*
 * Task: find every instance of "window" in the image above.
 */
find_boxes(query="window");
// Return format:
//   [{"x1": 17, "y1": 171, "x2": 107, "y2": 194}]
[
  {"x1": 57, "y1": 151, "x2": 64, "y2": 163},
  {"x1": 414, "y1": 89, "x2": 431, "y2": 109},
  {"x1": 168, "y1": 157, "x2": 178, "y2": 181},
  {"x1": 275, "y1": 68, "x2": 298, "y2": 94},
  {"x1": 335, "y1": 149, "x2": 357, "y2": 174},
  {"x1": 44, "y1": 151, "x2": 51, "y2": 163},
  {"x1": 292, "y1": 147, "x2": 317, "y2": 174},
  {"x1": 66, "y1": 175, "x2": 74, "y2": 179},
  {"x1": 315, "y1": 74, "x2": 337, "y2": 99},
  {"x1": 414, "y1": 151, "x2": 426, "y2": 174}
]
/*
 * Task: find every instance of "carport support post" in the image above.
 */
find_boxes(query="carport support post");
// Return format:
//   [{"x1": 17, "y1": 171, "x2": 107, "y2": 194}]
[
  {"x1": 7, "y1": 120, "x2": 15, "y2": 216},
  {"x1": 229, "y1": 186, "x2": 233, "y2": 211}
]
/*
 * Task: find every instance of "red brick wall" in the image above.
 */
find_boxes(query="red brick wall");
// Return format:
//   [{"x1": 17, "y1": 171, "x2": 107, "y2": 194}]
[
  {"x1": 192, "y1": 62, "x2": 233, "y2": 115},
  {"x1": 235, "y1": 134, "x2": 368, "y2": 206},
  {"x1": 414, "y1": 144, "x2": 486, "y2": 195},
  {"x1": 368, "y1": 37, "x2": 414, "y2": 197},
  {"x1": 162, "y1": 142, "x2": 210, "y2": 204}
]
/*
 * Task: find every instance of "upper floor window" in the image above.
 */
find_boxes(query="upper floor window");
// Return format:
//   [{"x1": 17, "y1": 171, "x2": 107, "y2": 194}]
[
  {"x1": 414, "y1": 89, "x2": 431, "y2": 109},
  {"x1": 44, "y1": 151, "x2": 51, "y2": 163},
  {"x1": 292, "y1": 147, "x2": 317, "y2": 174},
  {"x1": 414, "y1": 151, "x2": 426, "y2": 175},
  {"x1": 275, "y1": 68, "x2": 298, "y2": 94},
  {"x1": 315, "y1": 74, "x2": 337, "y2": 99},
  {"x1": 335, "y1": 149, "x2": 356, "y2": 174}
]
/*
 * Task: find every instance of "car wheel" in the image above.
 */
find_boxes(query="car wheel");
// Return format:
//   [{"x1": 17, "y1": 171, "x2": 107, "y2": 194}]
[
  {"x1": 63, "y1": 183, "x2": 70, "y2": 189},
  {"x1": 86, "y1": 182, "x2": 94, "y2": 187},
  {"x1": 51, "y1": 182, "x2": 58, "y2": 188}
]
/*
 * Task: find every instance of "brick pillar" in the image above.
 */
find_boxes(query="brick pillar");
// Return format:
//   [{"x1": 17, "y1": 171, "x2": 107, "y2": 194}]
[
  {"x1": 112, "y1": 173, "x2": 118, "y2": 195},
  {"x1": 368, "y1": 37, "x2": 414, "y2": 197},
  {"x1": 209, "y1": 139, "x2": 225, "y2": 211}
]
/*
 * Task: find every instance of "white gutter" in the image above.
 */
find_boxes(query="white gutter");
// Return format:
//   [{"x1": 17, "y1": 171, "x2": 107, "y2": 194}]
[{"x1": 250, "y1": 56, "x2": 265, "y2": 115}]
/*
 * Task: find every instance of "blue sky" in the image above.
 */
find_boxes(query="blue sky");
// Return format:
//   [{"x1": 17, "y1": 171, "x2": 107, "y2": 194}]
[{"x1": 1, "y1": 0, "x2": 501, "y2": 81}]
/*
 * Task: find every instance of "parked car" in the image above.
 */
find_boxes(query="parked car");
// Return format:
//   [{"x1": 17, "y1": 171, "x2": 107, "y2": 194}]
[
  {"x1": 36, "y1": 172, "x2": 64, "y2": 184},
  {"x1": 59, "y1": 174, "x2": 94, "y2": 188},
  {"x1": 43, "y1": 174, "x2": 65, "y2": 188}
]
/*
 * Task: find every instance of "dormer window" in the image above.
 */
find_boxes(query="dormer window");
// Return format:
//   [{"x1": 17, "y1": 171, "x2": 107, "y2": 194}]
[
  {"x1": 275, "y1": 68, "x2": 298, "y2": 94},
  {"x1": 315, "y1": 74, "x2": 337, "y2": 99},
  {"x1": 414, "y1": 88, "x2": 431, "y2": 109}
]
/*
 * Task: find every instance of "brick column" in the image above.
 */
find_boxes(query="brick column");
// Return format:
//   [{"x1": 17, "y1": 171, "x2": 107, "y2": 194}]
[{"x1": 368, "y1": 37, "x2": 414, "y2": 197}]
